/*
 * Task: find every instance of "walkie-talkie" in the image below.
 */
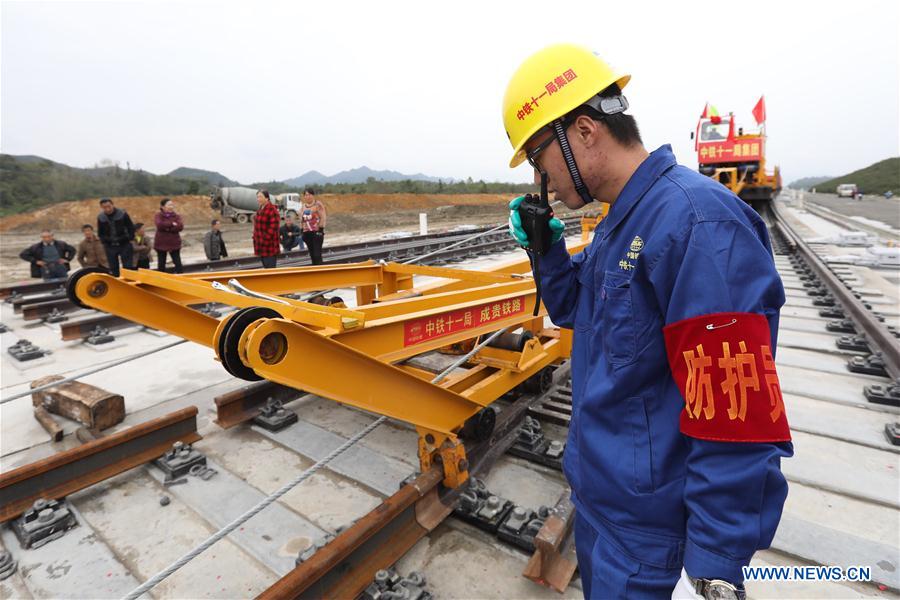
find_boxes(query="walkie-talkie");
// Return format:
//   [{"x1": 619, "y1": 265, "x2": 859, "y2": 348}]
[
  {"x1": 518, "y1": 171, "x2": 553, "y2": 315},
  {"x1": 516, "y1": 170, "x2": 554, "y2": 256}
]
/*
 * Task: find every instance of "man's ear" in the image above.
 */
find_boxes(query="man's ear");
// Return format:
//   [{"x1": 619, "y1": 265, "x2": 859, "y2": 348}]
[{"x1": 573, "y1": 114, "x2": 600, "y2": 148}]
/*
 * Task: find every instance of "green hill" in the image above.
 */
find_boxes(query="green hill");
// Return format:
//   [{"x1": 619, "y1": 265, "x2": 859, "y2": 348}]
[
  {"x1": 814, "y1": 157, "x2": 899, "y2": 195},
  {"x1": 168, "y1": 167, "x2": 239, "y2": 187},
  {"x1": 788, "y1": 176, "x2": 833, "y2": 190},
  {"x1": 0, "y1": 155, "x2": 214, "y2": 217}
]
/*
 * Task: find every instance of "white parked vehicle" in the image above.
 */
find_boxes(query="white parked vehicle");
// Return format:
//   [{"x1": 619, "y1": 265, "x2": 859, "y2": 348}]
[{"x1": 837, "y1": 183, "x2": 859, "y2": 198}]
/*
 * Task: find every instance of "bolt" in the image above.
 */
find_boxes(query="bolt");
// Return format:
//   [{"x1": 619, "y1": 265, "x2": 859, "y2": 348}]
[
  {"x1": 375, "y1": 569, "x2": 390, "y2": 584},
  {"x1": 457, "y1": 458, "x2": 468, "y2": 472},
  {"x1": 513, "y1": 507, "x2": 526, "y2": 518},
  {"x1": 487, "y1": 495, "x2": 500, "y2": 509},
  {"x1": 38, "y1": 508, "x2": 54, "y2": 523},
  {"x1": 549, "y1": 440, "x2": 564, "y2": 452},
  {"x1": 33, "y1": 499, "x2": 48, "y2": 511},
  {"x1": 424, "y1": 434, "x2": 435, "y2": 445},
  {"x1": 160, "y1": 495, "x2": 171, "y2": 506}
]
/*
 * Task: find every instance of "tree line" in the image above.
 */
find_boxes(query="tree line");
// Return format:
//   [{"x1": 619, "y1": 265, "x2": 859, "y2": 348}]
[{"x1": 0, "y1": 155, "x2": 537, "y2": 217}]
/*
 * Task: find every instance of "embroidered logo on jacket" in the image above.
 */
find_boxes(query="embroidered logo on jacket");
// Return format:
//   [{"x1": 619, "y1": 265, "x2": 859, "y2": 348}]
[{"x1": 618, "y1": 235, "x2": 645, "y2": 271}]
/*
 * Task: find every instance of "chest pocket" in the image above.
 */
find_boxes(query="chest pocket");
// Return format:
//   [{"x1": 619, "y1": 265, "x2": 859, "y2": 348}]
[{"x1": 600, "y1": 270, "x2": 637, "y2": 365}]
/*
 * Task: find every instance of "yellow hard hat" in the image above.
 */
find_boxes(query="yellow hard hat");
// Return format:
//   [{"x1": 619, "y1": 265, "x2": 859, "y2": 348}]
[{"x1": 502, "y1": 44, "x2": 630, "y2": 168}]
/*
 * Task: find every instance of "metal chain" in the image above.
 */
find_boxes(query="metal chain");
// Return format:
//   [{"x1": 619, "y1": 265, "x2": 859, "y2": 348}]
[{"x1": 122, "y1": 326, "x2": 510, "y2": 599}]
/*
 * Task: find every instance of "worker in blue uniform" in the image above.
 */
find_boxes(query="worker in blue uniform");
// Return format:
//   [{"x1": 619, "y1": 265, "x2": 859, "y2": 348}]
[{"x1": 501, "y1": 44, "x2": 793, "y2": 599}]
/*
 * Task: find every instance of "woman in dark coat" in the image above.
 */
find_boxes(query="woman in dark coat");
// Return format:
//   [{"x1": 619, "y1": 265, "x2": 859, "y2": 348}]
[{"x1": 153, "y1": 198, "x2": 184, "y2": 273}]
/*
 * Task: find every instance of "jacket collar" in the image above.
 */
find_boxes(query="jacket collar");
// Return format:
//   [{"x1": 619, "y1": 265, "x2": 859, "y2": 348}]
[{"x1": 598, "y1": 144, "x2": 677, "y2": 242}]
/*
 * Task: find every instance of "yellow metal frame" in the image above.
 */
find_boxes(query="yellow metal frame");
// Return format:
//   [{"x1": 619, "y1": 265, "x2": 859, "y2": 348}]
[{"x1": 72, "y1": 243, "x2": 588, "y2": 487}]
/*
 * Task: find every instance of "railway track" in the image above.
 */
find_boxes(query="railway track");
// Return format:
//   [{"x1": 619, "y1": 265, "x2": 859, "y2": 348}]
[{"x1": 1, "y1": 198, "x2": 897, "y2": 598}]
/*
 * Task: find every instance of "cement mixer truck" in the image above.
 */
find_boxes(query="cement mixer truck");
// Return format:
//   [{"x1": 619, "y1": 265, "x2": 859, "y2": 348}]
[{"x1": 210, "y1": 187, "x2": 303, "y2": 224}]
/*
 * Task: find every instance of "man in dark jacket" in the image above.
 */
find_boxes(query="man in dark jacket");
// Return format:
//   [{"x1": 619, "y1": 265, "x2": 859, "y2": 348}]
[
  {"x1": 203, "y1": 219, "x2": 228, "y2": 260},
  {"x1": 97, "y1": 197, "x2": 135, "y2": 277},
  {"x1": 20, "y1": 230, "x2": 76, "y2": 280},
  {"x1": 279, "y1": 215, "x2": 302, "y2": 252}
]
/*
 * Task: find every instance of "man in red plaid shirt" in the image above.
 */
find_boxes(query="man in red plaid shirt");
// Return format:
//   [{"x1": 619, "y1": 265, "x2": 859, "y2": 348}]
[{"x1": 253, "y1": 189, "x2": 281, "y2": 268}]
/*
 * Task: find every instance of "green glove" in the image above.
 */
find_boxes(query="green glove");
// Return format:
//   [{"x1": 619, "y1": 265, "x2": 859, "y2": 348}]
[{"x1": 508, "y1": 196, "x2": 565, "y2": 248}]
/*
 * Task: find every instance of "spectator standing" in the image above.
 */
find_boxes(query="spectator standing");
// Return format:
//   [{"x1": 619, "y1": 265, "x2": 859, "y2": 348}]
[
  {"x1": 97, "y1": 197, "x2": 135, "y2": 276},
  {"x1": 132, "y1": 222, "x2": 153, "y2": 269},
  {"x1": 252, "y1": 189, "x2": 280, "y2": 268},
  {"x1": 203, "y1": 219, "x2": 229, "y2": 261},
  {"x1": 153, "y1": 198, "x2": 184, "y2": 273},
  {"x1": 300, "y1": 188, "x2": 326, "y2": 265},
  {"x1": 20, "y1": 230, "x2": 76, "y2": 280},
  {"x1": 76, "y1": 224, "x2": 110, "y2": 270},
  {"x1": 279, "y1": 215, "x2": 302, "y2": 252}
]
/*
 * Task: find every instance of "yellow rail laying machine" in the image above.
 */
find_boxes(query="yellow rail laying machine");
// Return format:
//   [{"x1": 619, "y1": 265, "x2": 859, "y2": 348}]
[{"x1": 67, "y1": 220, "x2": 600, "y2": 489}]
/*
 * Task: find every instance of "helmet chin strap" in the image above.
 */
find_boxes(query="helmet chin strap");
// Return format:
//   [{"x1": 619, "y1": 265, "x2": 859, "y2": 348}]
[{"x1": 551, "y1": 119, "x2": 595, "y2": 206}]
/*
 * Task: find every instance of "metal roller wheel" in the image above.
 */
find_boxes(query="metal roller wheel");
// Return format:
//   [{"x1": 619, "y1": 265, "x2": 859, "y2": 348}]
[
  {"x1": 217, "y1": 306, "x2": 280, "y2": 381},
  {"x1": 460, "y1": 407, "x2": 496, "y2": 442},
  {"x1": 65, "y1": 267, "x2": 109, "y2": 310}
]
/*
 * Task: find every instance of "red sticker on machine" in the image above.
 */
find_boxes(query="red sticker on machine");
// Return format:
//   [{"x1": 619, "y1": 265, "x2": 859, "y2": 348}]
[
  {"x1": 663, "y1": 312, "x2": 791, "y2": 443},
  {"x1": 403, "y1": 299, "x2": 526, "y2": 347}
]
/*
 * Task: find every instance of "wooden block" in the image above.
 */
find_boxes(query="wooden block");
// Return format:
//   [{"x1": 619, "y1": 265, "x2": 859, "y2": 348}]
[
  {"x1": 33, "y1": 406, "x2": 64, "y2": 442},
  {"x1": 30, "y1": 375, "x2": 124, "y2": 430}
]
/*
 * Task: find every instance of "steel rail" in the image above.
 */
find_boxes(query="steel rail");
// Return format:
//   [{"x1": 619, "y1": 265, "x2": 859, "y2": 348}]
[
  {"x1": 214, "y1": 381, "x2": 303, "y2": 429},
  {"x1": 257, "y1": 373, "x2": 543, "y2": 600},
  {"x1": 122, "y1": 328, "x2": 514, "y2": 600},
  {"x1": 771, "y1": 201, "x2": 900, "y2": 379},
  {"x1": 0, "y1": 406, "x2": 200, "y2": 522}
]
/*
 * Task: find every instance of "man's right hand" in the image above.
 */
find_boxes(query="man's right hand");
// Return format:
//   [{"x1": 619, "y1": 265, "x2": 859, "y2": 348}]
[
  {"x1": 508, "y1": 196, "x2": 565, "y2": 248},
  {"x1": 508, "y1": 196, "x2": 530, "y2": 247},
  {"x1": 36, "y1": 260, "x2": 45, "y2": 266}
]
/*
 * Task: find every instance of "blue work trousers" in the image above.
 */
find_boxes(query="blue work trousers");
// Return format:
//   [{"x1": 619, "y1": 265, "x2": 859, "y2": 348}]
[{"x1": 575, "y1": 511, "x2": 680, "y2": 599}]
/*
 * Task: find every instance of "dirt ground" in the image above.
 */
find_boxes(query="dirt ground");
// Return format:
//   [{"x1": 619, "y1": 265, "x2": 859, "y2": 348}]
[{"x1": 0, "y1": 193, "x2": 588, "y2": 283}]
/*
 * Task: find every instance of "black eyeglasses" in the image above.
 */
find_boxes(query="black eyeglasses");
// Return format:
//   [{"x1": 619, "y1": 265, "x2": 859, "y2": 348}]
[{"x1": 526, "y1": 130, "x2": 557, "y2": 171}]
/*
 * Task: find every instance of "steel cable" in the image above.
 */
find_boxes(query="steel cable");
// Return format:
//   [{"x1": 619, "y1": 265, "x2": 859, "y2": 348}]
[{"x1": 121, "y1": 326, "x2": 509, "y2": 599}]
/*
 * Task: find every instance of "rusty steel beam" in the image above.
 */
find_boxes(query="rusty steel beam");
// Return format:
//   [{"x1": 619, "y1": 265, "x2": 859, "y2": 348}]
[
  {"x1": 257, "y1": 390, "x2": 536, "y2": 600},
  {"x1": 59, "y1": 313, "x2": 137, "y2": 341},
  {"x1": 21, "y1": 298, "x2": 81, "y2": 321},
  {"x1": 214, "y1": 381, "x2": 304, "y2": 429},
  {"x1": 0, "y1": 407, "x2": 201, "y2": 522},
  {"x1": 523, "y1": 488, "x2": 578, "y2": 592}
]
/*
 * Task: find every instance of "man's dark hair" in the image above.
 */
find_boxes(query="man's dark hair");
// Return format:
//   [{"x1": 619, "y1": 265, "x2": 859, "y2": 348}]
[
  {"x1": 82, "y1": 224, "x2": 93, "y2": 231},
  {"x1": 134, "y1": 222, "x2": 144, "y2": 229},
  {"x1": 304, "y1": 188, "x2": 316, "y2": 196},
  {"x1": 99, "y1": 197, "x2": 112, "y2": 205},
  {"x1": 211, "y1": 219, "x2": 220, "y2": 226},
  {"x1": 258, "y1": 189, "x2": 270, "y2": 200},
  {"x1": 160, "y1": 198, "x2": 171, "y2": 207},
  {"x1": 566, "y1": 84, "x2": 642, "y2": 147}
]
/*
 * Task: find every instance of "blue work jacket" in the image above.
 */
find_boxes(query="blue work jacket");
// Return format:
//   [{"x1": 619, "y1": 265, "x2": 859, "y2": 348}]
[{"x1": 538, "y1": 145, "x2": 793, "y2": 584}]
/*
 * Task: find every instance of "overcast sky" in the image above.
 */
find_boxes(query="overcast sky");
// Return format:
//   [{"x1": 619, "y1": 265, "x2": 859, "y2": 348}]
[{"x1": 2, "y1": 1, "x2": 898, "y2": 185}]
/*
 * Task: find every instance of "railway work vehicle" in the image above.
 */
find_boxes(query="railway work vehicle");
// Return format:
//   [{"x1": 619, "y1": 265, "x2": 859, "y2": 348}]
[{"x1": 693, "y1": 97, "x2": 782, "y2": 207}]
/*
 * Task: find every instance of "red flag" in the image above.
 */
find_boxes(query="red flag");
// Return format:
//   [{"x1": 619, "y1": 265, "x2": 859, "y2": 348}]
[
  {"x1": 727, "y1": 113, "x2": 735, "y2": 141},
  {"x1": 700, "y1": 102, "x2": 709, "y2": 118},
  {"x1": 752, "y1": 96, "x2": 766, "y2": 125}
]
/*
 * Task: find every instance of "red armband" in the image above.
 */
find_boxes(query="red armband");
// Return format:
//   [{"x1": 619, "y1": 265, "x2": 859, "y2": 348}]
[{"x1": 663, "y1": 312, "x2": 791, "y2": 443}]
